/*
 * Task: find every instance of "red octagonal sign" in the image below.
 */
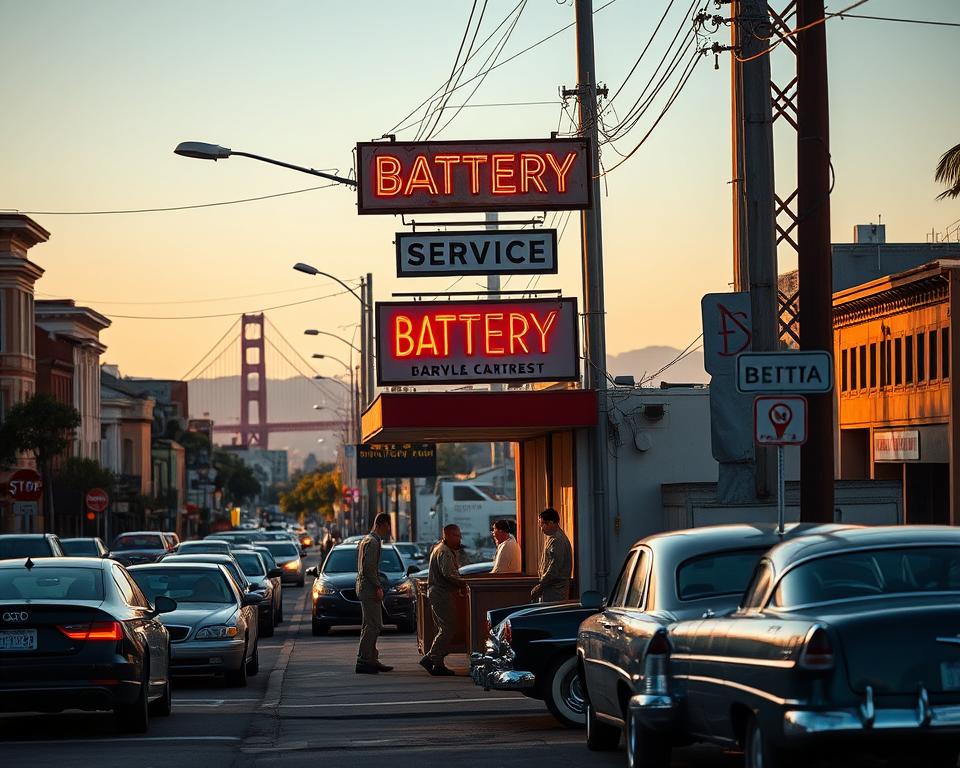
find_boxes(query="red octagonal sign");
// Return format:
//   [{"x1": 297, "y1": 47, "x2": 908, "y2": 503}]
[
  {"x1": 9, "y1": 469, "x2": 43, "y2": 501},
  {"x1": 85, "y1": 487, "x2": 110, "y2": 513}
]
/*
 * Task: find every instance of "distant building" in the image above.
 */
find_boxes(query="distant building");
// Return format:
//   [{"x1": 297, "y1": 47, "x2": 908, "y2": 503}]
[
  {"x1": 222, "y1": 446, "x2": 289, "y2": 487},
  {"x1": 123, "y1": 378, "x2": 189, "y2": 437},
  {"x1": 100, "y1": 368, "x2": 154, "y2": 497}
]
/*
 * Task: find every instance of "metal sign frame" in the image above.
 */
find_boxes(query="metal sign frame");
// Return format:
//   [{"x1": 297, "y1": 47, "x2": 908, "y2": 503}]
[
  {"x1": 395, "y1": 229, "x2": 558, "y2": 278},
  {"x1": 736, "y1": 350, "x2": 833, "y2": 393}
]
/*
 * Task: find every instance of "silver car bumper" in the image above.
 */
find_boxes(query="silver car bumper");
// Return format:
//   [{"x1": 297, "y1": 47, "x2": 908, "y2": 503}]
[
  {"x1": 171, "y1": 638, "x2": 246, "y2": 672},
  {"x1": 629, "y1": 694, "x2": 680, "y2": 729},
  {"x1": 469, "y1": 643, "x2": 535, "y2": 691}
]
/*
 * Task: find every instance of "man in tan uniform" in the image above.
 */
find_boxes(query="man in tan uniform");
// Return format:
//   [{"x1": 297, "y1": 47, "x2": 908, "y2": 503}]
[
  {"x1": 355, "y1": 513, "x2": 393, "y2": 674},
  {"x1": 420, "y1": 524, "x2": 466, "y2": 676},
  {"x1": 530, "y1": 507, "x2": 572, "y2": 603}
]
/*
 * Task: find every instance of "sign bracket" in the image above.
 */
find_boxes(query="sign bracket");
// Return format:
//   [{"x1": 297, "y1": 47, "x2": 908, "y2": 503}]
[
  {"x1": 400, "y1": 213, "x2": 545, "y2": 231},
  {"x1": 391, "y1": 289, "x2": 562, "y2": 300}
]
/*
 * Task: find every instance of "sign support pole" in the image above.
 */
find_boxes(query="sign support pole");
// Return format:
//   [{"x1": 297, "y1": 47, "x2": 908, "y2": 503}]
[{"x1": 777, "y1": 444, "x2": 785, "y2": 535}]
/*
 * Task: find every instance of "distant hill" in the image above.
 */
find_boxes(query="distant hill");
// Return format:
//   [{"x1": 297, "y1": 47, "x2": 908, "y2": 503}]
[{"x1": 606, "y1": 345, "x2": 707, "y2": 387}]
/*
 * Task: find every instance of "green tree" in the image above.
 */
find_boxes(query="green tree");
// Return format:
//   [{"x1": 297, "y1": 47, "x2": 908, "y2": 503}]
[
  {"x1": 936, "y1": 142, "x2": 960, "y2": 200},
  {"x1": 280, "y1": 469, "x2": 341, "y2": 522},
  {"x1": 0, "y1": 392, "x2": 81, "y2": 531},
  {"x1": 212, "y1": 449, "x2": 261, "y2": 507},
  {"x1": 56, "y1": 457, "x2": 115, "y2": 494}
]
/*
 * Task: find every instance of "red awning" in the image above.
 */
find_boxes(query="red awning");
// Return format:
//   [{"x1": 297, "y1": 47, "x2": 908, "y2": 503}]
[{"x1": 361, "y1": 389, "x2": 597, "y2": 443}]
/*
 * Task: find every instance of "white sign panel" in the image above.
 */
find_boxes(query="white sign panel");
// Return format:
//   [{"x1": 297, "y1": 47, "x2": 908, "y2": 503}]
[
  {"x1": 874, "y1": 429, "x2": 920, "y2": 461},
  {"x1": 395, "y1": 230, "x2": 558, "y2": 277},
  {"x1": 754, "y1": 396, "x2": 808, "y2": 446},
  {"x1": 701, "y1": 292, "x2": 753, "y2": 376},
  {"x1": 737, "y1": 351, "x2": 833, "y2": 393}
]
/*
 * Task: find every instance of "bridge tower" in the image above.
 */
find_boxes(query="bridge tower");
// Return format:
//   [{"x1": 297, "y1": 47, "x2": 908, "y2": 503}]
[{"x1": 240, "y1": 313, "x2": 268, "y2": 448}]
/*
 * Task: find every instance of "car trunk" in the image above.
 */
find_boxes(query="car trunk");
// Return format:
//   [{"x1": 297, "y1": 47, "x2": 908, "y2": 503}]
[
  {"x1": 0, "y1": 602, "x2": 114, "y2": 659},
  {"x1": 825, "y1": 597, "x2": 960, "y2": 694}
]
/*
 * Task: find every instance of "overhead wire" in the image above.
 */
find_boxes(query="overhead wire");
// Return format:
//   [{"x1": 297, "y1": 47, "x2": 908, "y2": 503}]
[
  {"x1": 36, "y1": 284, "x2": 345, "y2": 306},
  {"x1": 181, "y1": 317, "x2": 242, "y2": 380},
  {"x1": 834, "y1": 13, "x2": 960, "y2": 28},
  {"x1": 104, "y1": 288, "x2": 351, "y2": 320}
]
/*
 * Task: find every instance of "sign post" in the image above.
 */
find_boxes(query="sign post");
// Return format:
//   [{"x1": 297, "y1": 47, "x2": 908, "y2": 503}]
[{"x1": 754, "y1": 396, "x2": 808, "y2": 533}]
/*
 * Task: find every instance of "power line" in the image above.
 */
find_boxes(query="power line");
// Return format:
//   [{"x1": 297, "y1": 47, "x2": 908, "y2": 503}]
[
  {"x1": 605, "y1": 0, "x2": 676, "y2": 107},
  {"x1": 105, "y1": 288, "x2": 351, "y2": 320},
  {"x1": 36, "y1": 284, "x2": 350, "y2": 306},
  {"x1": 835, "y1": 12, "x2": 960, "y2": 28},
  {"x1": 181, "y1": 318, "x2": 241, "y2": 380},
  {"x1": 5, "y1": 183, "x2": 340, "y2": 216}
]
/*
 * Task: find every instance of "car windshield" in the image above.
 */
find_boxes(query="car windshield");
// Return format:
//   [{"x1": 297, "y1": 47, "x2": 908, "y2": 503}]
[
  {"x1": 178, "y1": 541, "x2": 230, "y2": 554},
  {"x1": 774, "y1": 545, "x2": 960, "y2": 608},
  {"x1": 264, "y1": 542, "x2": 299, "y2": 558},
  {"x1": 323, "y1": 547, "x2": 404, "y2": 574},
  {"x1": 254, "y1": 549, "x2": 278, "y2": 569},
  {"x1": 112, "y1": 534, "x2": 163, "y2": 550},
  {"x1": 61, "y1": 539, "x2": 100, "y2": 556},
  {"x1": 676, "y1": 549, "x2": 766, "y2": 601},
  {"x1": 132, "y1": 568, "x2": 234, "y2": 604},
  {"x1": 234, "y1": 553, "x2": 265, "y2": 577},
  {"x1": 0, "y1": 567, "x2": 103, "y2": 600},
  {"x1": 0, "y1": 537, "x2": 54, "y2": 558}
]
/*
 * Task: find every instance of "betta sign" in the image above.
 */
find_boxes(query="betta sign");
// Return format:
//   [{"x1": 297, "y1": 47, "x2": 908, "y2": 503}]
[
  {"x1": 357, "y1": 138, "x2": 591, "y2": 214},
  {"x1": 376, "y1": 298, "x2": 579, "y2": 386}
]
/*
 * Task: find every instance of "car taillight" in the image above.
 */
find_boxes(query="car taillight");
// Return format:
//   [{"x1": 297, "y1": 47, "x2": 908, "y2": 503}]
[
  {"x1": 57, "y1": 621, "x2": 123, "y2": 641},
  {"x1": 798, "y1": 626, "x2": 834, "y2": 670},
  {"x1": 502, "y1": 620, "x2": 512, "y2": 645},
  {"x1": 642, "y1": 631, "x2": 671, "y2": 696},
  {"x1": 283, "y1": 561, "x2": 299, "y2": 570}
]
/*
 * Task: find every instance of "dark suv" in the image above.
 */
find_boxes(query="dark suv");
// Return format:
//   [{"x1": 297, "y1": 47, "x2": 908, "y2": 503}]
[{"x1": 0, "y1": 533, "x2": 64, "y2": 560}]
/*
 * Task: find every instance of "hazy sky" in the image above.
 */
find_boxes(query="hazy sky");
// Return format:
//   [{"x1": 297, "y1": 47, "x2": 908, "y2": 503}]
[{"x1": 2, "y1": 0, "x2": 958, "y2": 388}]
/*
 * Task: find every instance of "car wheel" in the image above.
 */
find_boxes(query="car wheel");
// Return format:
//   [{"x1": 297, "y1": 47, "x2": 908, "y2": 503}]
[
  {"x1": 148, "y1": 649, "x2": 173, "y2": 717},
  {"x1": 247, "y1": 639, "x2": 260, "y2": 676},
  {"x1": 585, "y1": 703, "x2": 619, "y2": 751},
  {"x1": 116, "y1": 660, "x2": 150, "y2": 733},
  {"x1": 261, "y1": 610, "x2": 275, "y2": 638},
  {"x1": 543, "y1": 655, "x2": 586, "y2": 728},
  {"x1": 225, "y1": 641, "x2": 249, "y2": 687},
  {"x1": 626, "y1": 707, "x2": 670, "y2": 768},
  {"x1": 744, "y1": 714, "x2": 800, "y2": 768},
  {"x1": 312, "y1": 618, "x2": 330, "y2": 636}
]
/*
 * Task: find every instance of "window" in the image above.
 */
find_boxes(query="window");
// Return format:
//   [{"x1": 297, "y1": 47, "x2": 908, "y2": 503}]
[
  {"x1": 0, "y1": 567, "x2": 104, "y2": 600},
  {"x1": 943, "y1": 328, "x2": 950, "y2": 379},
  {"x1": 880, "y1": 339, "x2": 888, "y2": 387},
  {"x1": 740, "y1": 560, "x2": 774, "y2": 611},
  {"x1": 886, "y1": 340, "x2": 893, "y2": 386},
  {"x1": 130, "y1": 568, "x2": 234, "y2": 604},
  {"x1": 906, "y1": 335, "x2": 914, "y2": 384},
  {"x1": 122, "y1": 438, "x2": 134, "y2": 475},
  {"x1": 870, "y1": 343, "x2": 877, "y2": 388},
  {"x1": 112, "y1": 568, "x2": 137, "y2": 605},
  {"x1": 930, "y1": 330, "x2": 939, "y2": 380},
  {"x1": 850, "y1": 348, "x2": 858, "y2": 391},
  {"x1": 894, "y1": 338, "x2": 903, "y2": 385},
  {"x1": 859, "y1": 345, "x2": 867, "y2": 389},
  {"x1": 609, "y1": 550, "x2": 639, "y2": 607},
  {"x1": 841, "y1": 349, "x2": 848, "y2": 392},
  {"x1": 918, "y1": 332, "x2": 926, "y2": 381},
  {"x1": 453, "y1": 486, "x2": 485, "y2": 501},
  {"x1": 676, "y1": 549, "x2": 766, "y2": 601},
  {"x1": 624, "y1": 551, "x2": 649, "y2": 608}
]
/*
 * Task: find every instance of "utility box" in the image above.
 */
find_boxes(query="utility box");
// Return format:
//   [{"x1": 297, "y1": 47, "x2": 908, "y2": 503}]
[{"x1": 854, "y1": 223, "x2": 886, "y2": 244}]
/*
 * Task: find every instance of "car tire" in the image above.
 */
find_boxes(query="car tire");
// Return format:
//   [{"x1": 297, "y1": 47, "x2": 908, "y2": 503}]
[
  {"x1": 585, "y1": 703, "x2": 619, "y2": 751},
  {"x1": 312, "y1": 618, "x2": 330, "y2": 636},
  {"x1": 543, "y1": 655, "x2": 586, "y2": 728},
  {"x1": 261, "y1": 611, "x2": 274, "y2": 638},
  {"x1": 626, "y1": 708, "x2": 670, "y2": 768},
  {"x1": 225, "y1": 641, "x2": 249, "y2": 687},
  {"x1": 116, "y1": 661, "x2": 150, "y2": 733},
  {"x1": 247, "y1": 639, "x2": 260, "y2": 676},
  {"x1": 149, "y1": 649, "x2": 173, "y2": 717},
  {"x1": 744, "y1": 714, "x2": 800, "y2": 768}
]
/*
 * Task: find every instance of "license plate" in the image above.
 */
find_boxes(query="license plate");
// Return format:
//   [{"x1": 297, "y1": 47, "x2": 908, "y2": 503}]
[
  {"x1": 941, "y1": 661, "x2": 960, "y2": 691},
  {"x1": 0, "y1": 629, "x2": 37, "y2": 651}
]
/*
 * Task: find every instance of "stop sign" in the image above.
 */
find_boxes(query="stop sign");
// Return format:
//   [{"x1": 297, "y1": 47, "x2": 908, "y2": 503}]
[
  {"x1": 85, "y1": 488, "x2": 110, "y2": 513},
  {"x1": 9, "y1": 469, "x2": 43, "y2": 501}
]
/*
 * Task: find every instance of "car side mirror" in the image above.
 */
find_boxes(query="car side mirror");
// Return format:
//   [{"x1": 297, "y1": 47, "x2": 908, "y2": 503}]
[
  {"x1": 305, "y1": 566, "x2": 318, "y2": 578},
  {"x1": 580, "y1": 590, "x2": 604, "y2": 610},
  {"x1": 248, "y1": 583, "x2": 261, "y2": 593},
  {"x1": 406, "y1": 564, "x2": 419, "y2": 576},
  {"x1": 268, "y1": 567, "x2": 283, "y2": 578},
  {"x1": 242, "y1": 592, "x2": 263, "y2": 606},
  {"x1": 154, "y1": 595, "x2": 177, "y2": 615}
]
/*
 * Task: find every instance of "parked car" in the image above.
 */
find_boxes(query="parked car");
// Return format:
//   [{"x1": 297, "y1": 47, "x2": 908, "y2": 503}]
[
  {"x1": 0, "y1": 556, "x2": 175, "y2": 731},
  {"x1": 637, "y1": 525, "x2": 960, "y2": 768},
  {"x1": 393, "y1": 541, "x2": 427, "y2": 567},
  {"x1": 110, "y1": 532, "x2": 173, "y2": 566},
  {"x1": 206, "y1": 531, "x2": 266, "y2": 545},
  {"x1": 576, "y1": 523, "x2": 850, "y2": 763},
  {"x1": 158, "y1": 553, "x2": 256, "y2": 596},
  {"x1": 307, "y1": 543, "x2": 416, "y2": 636},
  {"x1": 0, "y1": 533, "x2": 64, "y2": 560},
  {"x1": 262, "y1": 541, "x2": 305, "y2": 586},
  {"x1": 60, "y1": 537, "x2": 110, "y2": 558},
  {"x1": 175, "y1": 539, "x2": 232, "y2": 556},
  {"x1": 232, "y1": 550, "x2": 281, "y2": 637},
  {"x1": 129, "y1": 562, "x2": 261, "y2": 687},
  {"x1": 161, "y1": 531, "x2": 180, "y2": 550},
  {"x1": 252, "y1": 545, "x2": 284, "y2": 624}
]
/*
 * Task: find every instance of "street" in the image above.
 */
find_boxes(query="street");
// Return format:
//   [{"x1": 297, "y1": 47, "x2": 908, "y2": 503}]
[{"x1": 0, "y1": 549, "x2": 748, "y2": 768}]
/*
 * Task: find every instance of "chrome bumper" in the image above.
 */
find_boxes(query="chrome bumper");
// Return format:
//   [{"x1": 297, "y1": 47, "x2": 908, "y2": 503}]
[
  {"x1": 629, "y1": 694, "x2": 680, "y2": 729},
  {"x1": 784, "y1": 685, "x2": 960, "y2": 736},
  {"x1": 469, "y1": 645, "x2": 535, "y2": 692}
]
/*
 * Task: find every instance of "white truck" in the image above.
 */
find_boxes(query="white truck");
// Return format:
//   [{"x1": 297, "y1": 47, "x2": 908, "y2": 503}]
[{"x1": 426, "y1": 479, "x2": 516, "y2": 559}]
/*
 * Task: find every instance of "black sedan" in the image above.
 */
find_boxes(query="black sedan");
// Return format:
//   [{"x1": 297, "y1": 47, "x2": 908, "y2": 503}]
[
  {"x1": 232, "y1": 550, "x2": 281, "y2": 637},
  {"x1": 0, "y1": 533, "x2": 64, "y2": 559},
  {"x1": 307, "y1": 544, "x2": 416, "y2": 636},
  {"x1": 110, "y1": 531, "x2": 173, "y2": 566},
  {"x1": 0, "y1": 556, "x2": 176, "y2": 732},
  {"x1": 61, "y1": 537, "x2": 110, "y2": 558}
]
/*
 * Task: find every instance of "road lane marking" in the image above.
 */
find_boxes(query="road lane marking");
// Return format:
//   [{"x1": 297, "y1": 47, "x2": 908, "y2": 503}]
[{"x1": 273, "y1": 696, "x2": 536, "y2": 709}]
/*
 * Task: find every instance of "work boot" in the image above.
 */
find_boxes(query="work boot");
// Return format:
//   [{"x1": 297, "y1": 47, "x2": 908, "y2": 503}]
[
  {"x1": 355, "y1": 662, "x2": 379, "y2": 675},
  {"x1": 418, "y1": 655, "x2": 434, "y2": 673},
  {"x1": 374, "y1": 661, "x2": 394, "y2": 672},
  {"x1": 429, "y1": 664, "x2": 456, "y2": 677}
]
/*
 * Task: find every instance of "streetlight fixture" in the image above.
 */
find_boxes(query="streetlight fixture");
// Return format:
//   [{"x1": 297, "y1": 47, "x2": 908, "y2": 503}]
[
  {"x1": 174, "y1": 142, "x2": 357, "y2": 187},
  {"x1": 303, "y1": 329, "x2": 360, "y2": 354},
  {"x1": 313, "y1": 375, "x2": 350, "y2": 393},
  {"x1": 312, "y1": 352, "x2": 349, "y2": 369}
]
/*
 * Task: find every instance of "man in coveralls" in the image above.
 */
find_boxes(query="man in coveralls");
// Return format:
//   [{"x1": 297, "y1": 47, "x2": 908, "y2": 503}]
[
  {"x1": 420, "y1": 524, "x2": 466, "y2": 676},
  {"x1": 355, "y1": 513, "x2": 394, "y2": 674},
  {"x1": 530, "y1": 507, "x2": 572, "y2": 603}
]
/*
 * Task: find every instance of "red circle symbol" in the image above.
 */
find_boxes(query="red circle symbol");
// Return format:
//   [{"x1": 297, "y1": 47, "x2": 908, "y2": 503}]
[
  {"x1": 9, "y1": 469, "x2": 43, "y2": 501},
  {"x1": 85, "y1": 488, "x2": 110, "y2": 513},
  {"x1": 86, "y1": 511, "x2": 96, "y2": 521}
]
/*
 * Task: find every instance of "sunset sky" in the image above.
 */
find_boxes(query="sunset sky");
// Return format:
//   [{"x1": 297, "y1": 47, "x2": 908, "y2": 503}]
[{"x1": 2, "y1": 0, "x2": 958, "y2": 389}]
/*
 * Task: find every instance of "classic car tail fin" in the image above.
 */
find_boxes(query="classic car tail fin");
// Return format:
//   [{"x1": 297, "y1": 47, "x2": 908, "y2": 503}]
[
  {"x1": 798, "y1": 626, "x2": 835, "y2": 671},
  {"x1": 642, "y1": 631, "x2": 671, "y2": 695}
]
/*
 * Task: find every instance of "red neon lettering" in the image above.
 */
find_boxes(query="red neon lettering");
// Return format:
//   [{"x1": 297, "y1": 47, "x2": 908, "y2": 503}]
[
  {"x1": 544, "y1": 152, "x2": 577, "y2": 193},
  {"x1": 404, "y1": 155, "x2": 439, "y2": 196},
  {"x1": 491, "y1": 154, "x2": 517, "y2": 195},
  {"x1": 433, "y1": 155, "x2": 461, "y2": 195},
  {"x1": 509, "y1": 313, "x2": 530, "y2": 353},
  {"x1": 460, "y1": 155, "x2": 488, "y2": 195},
  {"x1": 519, "y1": 153, "x2": 548, "y2": 193},
  {"x1": 434, "y1": 314, "x2": 456, "y2": 355},
  {"x1": 529, "y1": 311, "x2": 559, "y2": 352},
  {"x1": 416, "y1": 316, "x2": 439, "y2": 356},
  {"x1": 375, "y1": 155, "x2": 403, "y2": 197},
  {"x1": 394, "y1": 315, "x2": 415, "y2": 357},
  {"x1": 484, "y1": 313, "x2": 505, "y2": 355},
  {"x1": 459, "y1": 313, "x2": 481, "y2": 354}
]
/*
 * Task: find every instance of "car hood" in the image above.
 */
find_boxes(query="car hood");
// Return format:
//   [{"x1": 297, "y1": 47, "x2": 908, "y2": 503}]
[
  {"x1": 160, "y1": 603, "x2": 239, "y2": 627},
  {"x1": 489, "y1": 600, "x2": 589, "y2": 628},
  {"x1": 318, "y1": 571, "x2": 406, "y2": 589}
]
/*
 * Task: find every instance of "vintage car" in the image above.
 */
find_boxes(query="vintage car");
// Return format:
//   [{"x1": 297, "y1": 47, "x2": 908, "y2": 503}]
[
  {"x1": 576, "y1": 523, "x2": 848, "y2": 765},
  {"x1": 623, "y1": 526, "x2": 960, "y2": 768}
]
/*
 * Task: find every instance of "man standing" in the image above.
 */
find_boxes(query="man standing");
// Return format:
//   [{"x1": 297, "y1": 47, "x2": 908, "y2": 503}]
[
  {"x1": 490, "y1": 519, "x2": 521, "y2": 574},
  {"x1": 530, "y1": 507, "x2": 572, "y2": 603},
  {"x1": 420, "y1": 524, "x2": 466, "y2": 676},
  {"x1": 355, "y1": 513, "x2": 394, "y2": 675}
]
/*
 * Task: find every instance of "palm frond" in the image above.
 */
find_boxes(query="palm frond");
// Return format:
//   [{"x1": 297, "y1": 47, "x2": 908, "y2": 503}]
[{"x1": 936, "y1": 143, "x2": 960, "y2": 200}]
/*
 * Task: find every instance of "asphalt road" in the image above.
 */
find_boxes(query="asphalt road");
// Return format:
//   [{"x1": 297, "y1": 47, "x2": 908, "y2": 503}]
[{"x1": 1, "y1": 549, "x2": 893, "y2": 768}]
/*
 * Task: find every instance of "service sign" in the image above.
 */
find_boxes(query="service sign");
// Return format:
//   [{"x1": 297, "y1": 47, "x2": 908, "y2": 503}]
[
  {"x1": 357, "y1": 138, "x2": 591, "y2": 214},
  {"x1": 395, "y1": 229, "x2": 558, "y2": 277},
  {"x1": 376, "y1": 297, "x2": 579, "y2": 386}
]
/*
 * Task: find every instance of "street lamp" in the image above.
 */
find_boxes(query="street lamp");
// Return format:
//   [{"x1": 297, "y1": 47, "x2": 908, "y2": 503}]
[
  {"x1": 303, "y1": 329, "x2": 360, "y2": 354},
  {"x1": 313, "y1": 375, "x2": 350, "y2": 393},
  {"x1": 312, "y1": 352, "x2": 349, "y2": 369},
  {"x1": 294, "y1": 264, "x2": 366, "y2": 307},
  {"x1": 174, "y1": 142, "x2": 358, "y2": 187}
]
